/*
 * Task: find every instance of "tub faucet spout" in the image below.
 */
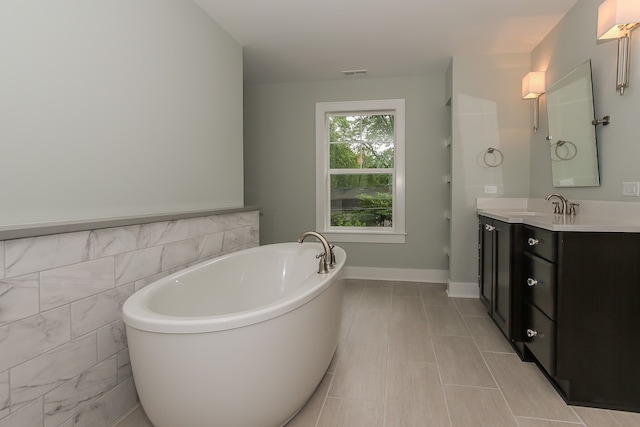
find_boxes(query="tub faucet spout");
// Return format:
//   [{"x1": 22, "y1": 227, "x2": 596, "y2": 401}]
[{"x1": 297, "y1": 231, "x2": 334, "y2": 273}]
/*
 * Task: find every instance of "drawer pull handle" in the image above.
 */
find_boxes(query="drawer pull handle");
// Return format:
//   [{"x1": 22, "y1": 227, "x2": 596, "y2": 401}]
[
  {"x1": 527, "y1": 278, "x2": 538, "y2": 287},
  {"x1": 485, "y1": 224, "x2": 495, "y2": 231},
  {"x1": 528, "y1": 238, "x2": 539, "y2": 246},
  {"x1": 526, "y1": 328, "x2": 538, "y2": 338}
]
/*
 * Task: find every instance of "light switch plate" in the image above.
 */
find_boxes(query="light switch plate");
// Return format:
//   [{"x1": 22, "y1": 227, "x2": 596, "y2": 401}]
[{"x1": 622, "y1": 182, "x2": 640, "y2": 197}]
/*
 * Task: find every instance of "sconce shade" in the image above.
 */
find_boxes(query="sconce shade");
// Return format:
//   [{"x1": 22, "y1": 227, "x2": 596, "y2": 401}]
[
  {"x1": 597, "y1": 0, "x2": 640, "y2": 39},
  {"x1": 522, "y1": 72, "x2": 546, "y2": 99}
]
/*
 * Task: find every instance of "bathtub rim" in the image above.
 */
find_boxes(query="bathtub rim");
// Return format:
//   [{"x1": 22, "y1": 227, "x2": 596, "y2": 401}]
[{"x1": 122, "y1": 242, "x2": 346, "y2": 334}]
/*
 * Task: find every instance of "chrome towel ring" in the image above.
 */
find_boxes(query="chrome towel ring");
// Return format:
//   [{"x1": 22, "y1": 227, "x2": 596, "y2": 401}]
[{"x1": 483, "y1": 147, "x2": 503, "y2": 167}]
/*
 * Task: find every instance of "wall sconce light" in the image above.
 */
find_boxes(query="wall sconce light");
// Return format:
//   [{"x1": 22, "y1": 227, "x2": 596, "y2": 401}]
[
  {"x1": 522, "y1": 71, "x2": 546, "y2": 133},
  {"x1": 597, "y1": 0, "x2": 640, "y2": 95}
]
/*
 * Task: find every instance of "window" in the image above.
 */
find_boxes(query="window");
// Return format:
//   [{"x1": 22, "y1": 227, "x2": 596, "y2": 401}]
[{"x1": 315, "y1": 99, "x2": 405, "y2": 243}]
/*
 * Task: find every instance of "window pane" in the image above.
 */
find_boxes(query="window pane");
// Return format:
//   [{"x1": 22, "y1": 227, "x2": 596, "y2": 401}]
[
  {"x1": 330, "y1": 141, "x2": 395, "y2": 169},
  {"x1": 360, "y1": 115, "x2": 394, "y2": 143},
  {"x1": 329, "y1": 114, "x2": 394, "y2": 143},
  {"x1": 330, "y1": 142, "x2": 359, "y2": 168},
  {"x1": 330, "y1": 174, "x2": 393, "y2": 227},
  {"x1": 329, "y1": 116, "x2": 361, "y2": 143}
]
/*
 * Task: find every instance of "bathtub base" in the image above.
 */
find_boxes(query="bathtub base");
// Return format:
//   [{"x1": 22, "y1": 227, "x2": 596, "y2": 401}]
[{"x1": 127, "y1": 277, "x2": 344, "y2": 427}]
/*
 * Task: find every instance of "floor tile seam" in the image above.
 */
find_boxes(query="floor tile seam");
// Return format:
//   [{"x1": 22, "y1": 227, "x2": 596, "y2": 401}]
[
  {"x1": 430, "y1": 332, "x2": 473, "y2": 338},
  {"x1": 563, "y1": 408, "x2": 591, "y2": 427},
  {"x1": 480, "y1": 350, "x2": 520, "y2": 356},
  {"x1": 422, "y1": 303, "x2": 456, "y2": 309},
  {"x1": 324, "y1": 395, "x2": 383, "y2": 404},
  {"x1": 330, "y1": 297, "x2": 391, "y2": 406},
  {"x1": 340, "y1": 282, "x2": 366, "y2": 344},
  {"x1": 461, "y1": 314, "x2": 491, "y2": 319},
  {"x1": 568, "y1": 406, "x2": 624, "y2": 427},
  {"x1": 451, "y1": 298, "x2": 473, "y2": 335},
  {"x1": 390, "y1": 296, "x2": 429, "y2": 324},
  {"x1": 429, "y1": 320, "x2": 455, "y2": 427},
  {"x1": 382, "y1": 311, "x2": 391, "y2": 427},
  {"x1": 420, "y1": 297, "x2": 435, "y2": 337},
  {"x1": 467, "y1": 318, "x2": 521, "y2": 425},
  {"x1": 387, "y1": 359, "x2": 438, "y2": 368},
  {"x1": 513, "y1": 415, "x2": 587, "y2": 425},
  {"x1": 441, "y1": 383, "x2": 500, "y2": 391},
  {"x1": 312, "y1": 373, "x2": 336, "y2": 427},
  {"x1": 329, "y1": 286, "x2": 378, "y2": 377},
  {"x1": 564, "y1": 404, "x2": 589, "y2": 426}
]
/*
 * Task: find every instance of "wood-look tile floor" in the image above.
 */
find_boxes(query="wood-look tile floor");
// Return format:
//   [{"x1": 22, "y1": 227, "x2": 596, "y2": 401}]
[{"x1": 115, "y1": 279, "x2": 640, "y2": 427}]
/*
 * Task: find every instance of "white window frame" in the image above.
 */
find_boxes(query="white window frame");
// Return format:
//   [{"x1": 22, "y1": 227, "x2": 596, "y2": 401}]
[{"x1": 315, "y1": 99, "x2": 406, "y2": 243}]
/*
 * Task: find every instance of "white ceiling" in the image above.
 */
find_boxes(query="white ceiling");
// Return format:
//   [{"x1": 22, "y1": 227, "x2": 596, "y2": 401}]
[{"x1": 194, "y1": 0, "x2": 579, "y2": 84}]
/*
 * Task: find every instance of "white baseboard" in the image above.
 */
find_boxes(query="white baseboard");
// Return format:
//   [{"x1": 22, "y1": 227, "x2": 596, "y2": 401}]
[
  {"x1": 447, "y1": 280, "x2": 479, "y2": 298},
  {"x1": 343, "y1": 266, "x2": 448, "y2": 284}
]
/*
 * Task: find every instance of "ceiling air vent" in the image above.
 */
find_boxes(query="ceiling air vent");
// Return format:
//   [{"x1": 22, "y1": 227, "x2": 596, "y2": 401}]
[{"x1": 341, "y1": 69, "x2": 368, "y2": 77}]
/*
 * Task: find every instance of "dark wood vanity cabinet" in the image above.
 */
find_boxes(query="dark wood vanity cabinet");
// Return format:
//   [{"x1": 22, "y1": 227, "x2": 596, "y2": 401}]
[
  {"x1": 478, "y1": 216, "x2": 524, "y2": 352},
  {"x1": 522, "y1": 226, "x2": 640, "y2": 412}
]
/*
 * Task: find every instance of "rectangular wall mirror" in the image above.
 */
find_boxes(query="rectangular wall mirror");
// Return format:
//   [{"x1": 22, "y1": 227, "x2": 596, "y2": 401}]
[{"x1": 546, "y1": 60, "x2": 600, "y2": 187}]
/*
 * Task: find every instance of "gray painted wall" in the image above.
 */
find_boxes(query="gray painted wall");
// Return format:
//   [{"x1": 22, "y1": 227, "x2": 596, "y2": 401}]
[
  {"x1": 245, "y1": 0, "x2": 640, "y2": 280},
  {"x1": 244, "y1": 76, "x2": 450, "y2": 269},
  {"x1": 448, "y1": 54, "x2": 531, "y2": 286},
  {"x1": 0, "y1": 0, "x2": 244, "y2": 226},
  {"x1": 530, "y1": 0, "x2": 640, "y2": 201}
]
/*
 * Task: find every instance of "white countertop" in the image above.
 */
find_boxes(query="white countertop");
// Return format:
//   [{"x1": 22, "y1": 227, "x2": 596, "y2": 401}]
[
  {"x1": 476, "y1": 198, "x2": 640, "y2": 232},
  {"x1": 477, "y1": 208, "x2": 640, "y2": 232}
]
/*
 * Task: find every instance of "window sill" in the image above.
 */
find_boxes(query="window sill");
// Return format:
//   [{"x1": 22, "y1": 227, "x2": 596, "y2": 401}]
[{"x1": 320, "y1": 230, "x2": 406, "y2": 244}]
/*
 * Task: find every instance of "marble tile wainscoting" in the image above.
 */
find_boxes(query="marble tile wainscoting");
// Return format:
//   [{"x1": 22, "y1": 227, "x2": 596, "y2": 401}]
[{"x1": 0, "y1": 209, "x2": 259, "y2": 427}]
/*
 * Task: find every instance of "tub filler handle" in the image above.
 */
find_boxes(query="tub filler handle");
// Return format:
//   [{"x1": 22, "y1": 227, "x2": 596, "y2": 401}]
[{"x1": 297, "y1": 231, "x2": 335, "y2": 274}]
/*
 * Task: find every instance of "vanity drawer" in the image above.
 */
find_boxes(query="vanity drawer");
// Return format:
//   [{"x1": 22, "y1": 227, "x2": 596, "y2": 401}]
[
  {"x1": 523, "y1": 253, "x2": 556, "y2": 320},
  {"x1": 524, "y1": 303, "x2": 556, "y2": 376},
  {"x1": 524, "y1": 226, "x2": 556, "y2": 262}
]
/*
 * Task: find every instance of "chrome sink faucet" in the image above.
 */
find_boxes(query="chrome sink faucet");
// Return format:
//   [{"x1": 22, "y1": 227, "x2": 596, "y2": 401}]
[
  {"x1": 297, "y1": 231, "x2": 335, "y2": 274},
  {"x1": 545, "y1": 193, "x2": 568, "y2": 215}
]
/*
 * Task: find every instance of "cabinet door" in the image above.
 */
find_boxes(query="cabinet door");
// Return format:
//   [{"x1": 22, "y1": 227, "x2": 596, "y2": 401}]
[
  {"x1": 479, "y1": 217, "x2": 494, "y2": 309},
  {"x1": 492, "y1": 220, "x2": 511, "y2": 336}
]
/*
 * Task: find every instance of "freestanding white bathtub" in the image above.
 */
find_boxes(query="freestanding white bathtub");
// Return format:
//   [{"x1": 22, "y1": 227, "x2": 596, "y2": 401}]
[{"x1": 122, "y1": 242, "x2": 346, "y2": 427}]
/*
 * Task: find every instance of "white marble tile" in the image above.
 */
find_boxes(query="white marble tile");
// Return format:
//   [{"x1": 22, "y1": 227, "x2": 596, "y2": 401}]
[
  {"x1": 44, "y1": 356, "x2": 118, "y2": 427},
  {"x1": 112, "y1": 405, "x2": 153, "y2": 427},
  {"x1": 97, "y1": 320, "x2": 127, "y2": 362},
  {"x1": 0, "y1": 242, "x2": 5, "y2": 280},
  {"x1": 220, "y1": 242, "x2": 258, "y2": 257},
  {"x1": 0, "y1": 397, "x2": 43, "y2": 427},
  {"x1": 0, "y1": 273, "x2": 39, "y2": 326},
  {"x1": 161, "y1": 237, "x2": 200, "y2": 271},
  {"x1": 11, "y1": 334, "x2": 97, "y2": 408},
  {"x1": 0, "y1": 371, "x2": 9, "y2": 421},
  {"x1": 133, "y1": 270, "x2": 171, "y2": 292},
  {"x1": 0, "y1": 306, "x2": 71, "y2": 372},
  {"x1": 118, "y1": 348, "x2": 133, "y2": 383},
  {"x1": 216, "y1": 211, "x2": 259, "y2": 231},
  {"x1": 72, "y1": 377, "x2": 138, "y2": 427},
  {"x1": 40, "y1": 257, "x2": 115, "y2": 311},
  {"x1": 222, "y1": 226, "x2": 259, "y2": 251},
  {"x1": 70, "y1": 285, "x2": 134, "y2": 339},
  {"x1": 188, "y1": 211, "x2": 258, "y2": 236},
  {"x1": 188, "y1": 216, "x2": 226, "y2": 236},
  {"x1": 58, "y1": 418, "x2": 74, "y2": 427},
  {"x1": 115, "y1": 246, "x2": 163, "y2": 286},
  {"x1": 90, "y1": 225, "x2": 145, "y2": 258},
  {"x1": 5, "y1": 231, "x2": 91, "y2": 278},
  {"x1": 141, "y1": 220, "x2": 189, "y2": 246},
  {"x1": 117, "y1": 349, "x2": 132, "y2": 383},
  {"x1": 198, "y1": 232, "x2": 224, "y2": 259}
]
